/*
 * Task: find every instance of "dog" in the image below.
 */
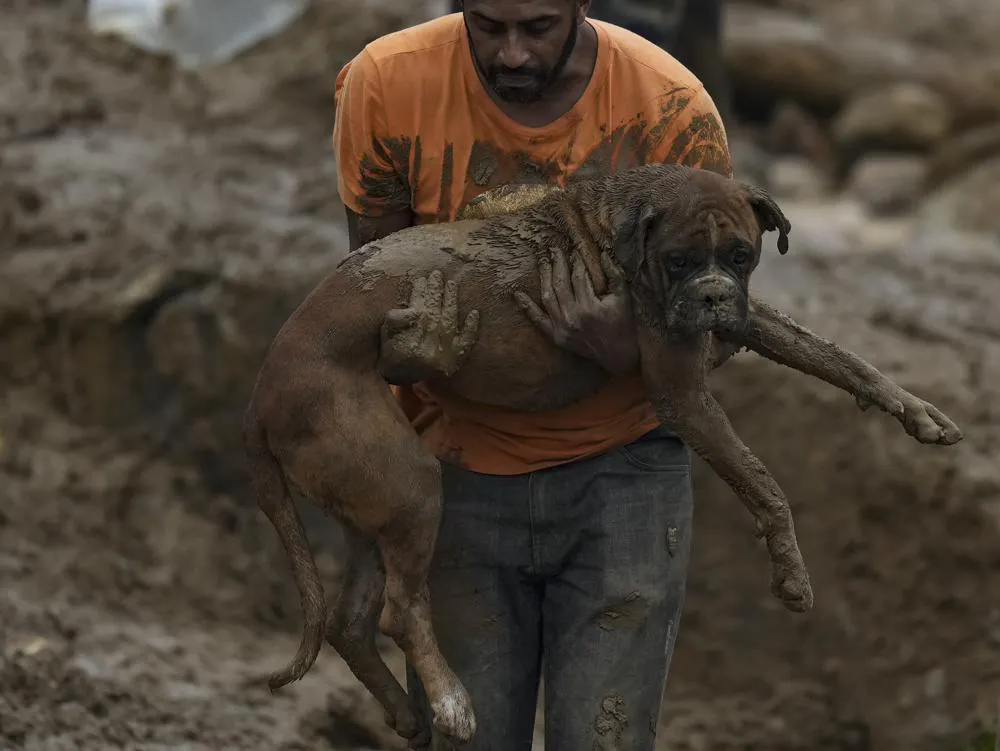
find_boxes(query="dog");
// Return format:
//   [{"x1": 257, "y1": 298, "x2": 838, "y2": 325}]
[{"x1": 242, "y1": 163, "x2": 962, "y2": 746}]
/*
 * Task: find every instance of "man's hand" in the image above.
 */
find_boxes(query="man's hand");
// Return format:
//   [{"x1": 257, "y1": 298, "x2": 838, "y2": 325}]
[
  {"x1": 378, "y1": 270, "x2": 481, "y2": 384},
  {"x1": 514, "y1": 250, "x2": 640, "y2": 374}
]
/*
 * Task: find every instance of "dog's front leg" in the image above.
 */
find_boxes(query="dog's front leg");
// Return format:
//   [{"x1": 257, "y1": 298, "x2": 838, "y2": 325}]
[
  {"x1": 735, "y1": 298, "x2": 963, "y2": 445},
  {"x1": 638, "y1": 328, "x2": 813, "y2": 613}
]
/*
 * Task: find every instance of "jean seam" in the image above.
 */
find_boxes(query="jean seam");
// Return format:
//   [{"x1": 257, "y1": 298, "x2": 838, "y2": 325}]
[{"x1": 527, "y1": 470, "x2": 540, "y2": 577}]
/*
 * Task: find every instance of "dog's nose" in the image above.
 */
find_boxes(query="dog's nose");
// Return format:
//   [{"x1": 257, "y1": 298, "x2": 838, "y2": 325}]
[{"x1": 701, "y1": 284, "x2": 733, "y2": 307}]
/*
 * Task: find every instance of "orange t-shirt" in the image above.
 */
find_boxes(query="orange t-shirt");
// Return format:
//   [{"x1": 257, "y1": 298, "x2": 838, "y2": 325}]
[{"x1": 333, "y1": 13, "x2": 732, "y2": 476}]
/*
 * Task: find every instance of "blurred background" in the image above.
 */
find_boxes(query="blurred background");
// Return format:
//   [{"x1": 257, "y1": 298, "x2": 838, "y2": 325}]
[{"x1": 1, "y1": 0, "x2": 999, "y2": 749}]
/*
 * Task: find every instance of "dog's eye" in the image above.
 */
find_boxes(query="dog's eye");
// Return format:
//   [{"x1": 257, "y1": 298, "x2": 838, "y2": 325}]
[
  {"x1": 667, "y1": 255, "x2": 688, "y2": 272},
  {"x1": 732, "y1": 249, "x2": 750, "y2": 266}
]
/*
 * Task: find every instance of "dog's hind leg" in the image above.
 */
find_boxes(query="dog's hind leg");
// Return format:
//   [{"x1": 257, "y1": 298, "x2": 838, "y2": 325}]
[
  {"x1": 372, "y1": 452, "x2": 477, "y2": 747},
  {"x1": 638, "y1": 328, "x2": 814, "y2": 613},
  {"x1": 326, "y1": 522, "x2": 426, "y2": 743},
  {"x1": 304, "y1": 378, "x2": 476, "y2": 746}
]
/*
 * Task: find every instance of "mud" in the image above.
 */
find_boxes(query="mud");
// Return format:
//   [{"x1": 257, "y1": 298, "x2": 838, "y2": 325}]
[{"x1": 1, "y1": 1, "x2": 999, "y2": 750}]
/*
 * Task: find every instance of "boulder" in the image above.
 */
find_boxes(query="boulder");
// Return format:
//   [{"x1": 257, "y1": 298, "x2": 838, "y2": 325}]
[
  {"x1": 923, "y1": 122, "x2": 1000, "y2": 191},
  {"x1": 768, "y1": 156, "x2": 829, "y2": 200},
  {"x1": 845, "y1": 154, "x2": 928, "y2": 216},
  {"x1": 763, "y1": 100, "x2": 838, "y2": 175},
  {"x1": 724, "y1": 3, "x2": 1000, "y2": 130},
  {"x1": 919, "y1": 156, "x2": 1000, "y2": 236},
  {"x1": 750, "y1": 0, "x2": 1000, "y2": 57},
  {"x1": 0, "y1": 130, "x2": 347, "y2": 495},
  {"x1": 832, "y1": 84, "x2": 951, "y2": 153}
]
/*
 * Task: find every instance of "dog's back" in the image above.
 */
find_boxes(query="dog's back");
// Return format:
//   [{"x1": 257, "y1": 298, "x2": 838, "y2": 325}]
[{"x1": 251, "y1": 209, "x2": 610, "y2": 438}]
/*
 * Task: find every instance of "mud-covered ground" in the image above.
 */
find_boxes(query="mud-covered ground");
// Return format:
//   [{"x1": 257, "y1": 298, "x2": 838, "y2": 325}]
[{"x1": 2, "y1": 1, "x2": 999, "y2": 750}]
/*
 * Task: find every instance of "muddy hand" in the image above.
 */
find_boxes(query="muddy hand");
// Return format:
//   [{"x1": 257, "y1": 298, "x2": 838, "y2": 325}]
[
  {"x1": 378, "y1": 270, "x2": 480, "y2": 383},
  {"x1": 514, "y1": 250, "x2": 639, "y2": 374}
]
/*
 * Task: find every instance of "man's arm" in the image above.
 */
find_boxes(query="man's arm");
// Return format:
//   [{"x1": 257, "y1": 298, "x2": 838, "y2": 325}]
[
  {"x1": 333, "y1": 48, "x2": 445, "y2": 432},
  {"x1": 334, "y1": 49, "x2": 414, "y2": 243},
  {"x1": 334, "y1": 48, "x2": 479, "y2": 387},
  {"x1": 346, "y1": 207, "x2": 413, "y2": 252}
]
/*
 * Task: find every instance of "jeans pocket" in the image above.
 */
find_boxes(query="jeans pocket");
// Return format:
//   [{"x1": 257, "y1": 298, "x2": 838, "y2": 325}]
[{"x1": 618, "y1": 426, "x2": 691, "y2": 472}]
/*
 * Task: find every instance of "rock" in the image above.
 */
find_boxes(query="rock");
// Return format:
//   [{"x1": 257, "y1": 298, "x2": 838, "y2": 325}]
[
  {"x1": 924, "y1": 123, "x2": 1000, "y2": 192},
  {"x1": 764, "y1": 101, "x2": 838, "y2": 172},
  {"x1": 845, "y1": 154, "x2": 928, "y2": 216},
  {"x1": 761, "y1": 0, "x2": 1000, "y2": 58},
  {"x1": 923, "y1": 667, "x2": 947, "y2": 699},
  {"x1": 768, "y1": 156, "x2": 829, "y2": 200},
  {"x1": 729, "y1": 132, "x2": 772, "y2": 189},
  {"x1": 0, "y1": 130, "x2": 345, "y2": 493},
  {"x1": 832, "y1": 84, "x2": 951, "y2": 152},
  {"x1": 724, "y1": 3, "x2": 1000, "y2": 129},
  {"x1": 919, "y1": 155, "x2": 1000, "y2": 235}
]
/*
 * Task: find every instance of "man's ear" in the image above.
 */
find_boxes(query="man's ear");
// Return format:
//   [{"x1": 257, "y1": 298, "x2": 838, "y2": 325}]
[
  {"x1": 576, "y1": 0, "x2": 591, "y2": 24},
  {"x1": 742, "y1": 183, "x2": 792, "y2": 255},
  {"x1": 612, "y1": 203, "x2": 657, "y2": 278}
]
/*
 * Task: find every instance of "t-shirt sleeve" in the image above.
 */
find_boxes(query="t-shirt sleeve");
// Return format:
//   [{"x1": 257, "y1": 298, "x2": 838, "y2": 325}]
[
  {"x1": 654, "y1": 85, "x2": 733, "y2": 178},
  {"x1": 333, "y1": 50, "x2": 411, "y2": 217}
]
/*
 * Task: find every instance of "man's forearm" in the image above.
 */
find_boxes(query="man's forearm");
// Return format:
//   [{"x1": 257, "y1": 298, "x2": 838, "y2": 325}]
[{"x1": 346, "y1": 207, "x2": 414, "y2": 251}]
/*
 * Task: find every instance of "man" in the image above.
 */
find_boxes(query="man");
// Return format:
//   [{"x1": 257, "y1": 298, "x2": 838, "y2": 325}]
[
  {"x1": 446, "y1": 0, "x2": 735, "y2": 127},
  {"x1": 332, "y1": 1, "x2": 730, "y2": 747},
  {"x1": 451, "y1": 0, "x2": 686, "y2": 55}
]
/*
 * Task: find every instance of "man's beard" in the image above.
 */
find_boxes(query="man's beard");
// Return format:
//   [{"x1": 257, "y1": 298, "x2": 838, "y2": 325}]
[{"x1": 468, "y1": 21, "x2": 578, "y2": 103}]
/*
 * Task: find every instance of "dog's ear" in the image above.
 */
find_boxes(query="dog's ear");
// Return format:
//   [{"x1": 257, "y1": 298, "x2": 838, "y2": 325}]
[
  {"x1": 742, "y1": 184, "x2": 792, "y2": 255},
  {"x1": 612, "y1": 202, "x2": 658, "y2": 277}
]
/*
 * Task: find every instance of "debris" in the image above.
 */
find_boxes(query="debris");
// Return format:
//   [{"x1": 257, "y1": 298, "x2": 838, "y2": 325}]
[{"x1": 86, "y1": 0, "x2": 310, "y2": 69}]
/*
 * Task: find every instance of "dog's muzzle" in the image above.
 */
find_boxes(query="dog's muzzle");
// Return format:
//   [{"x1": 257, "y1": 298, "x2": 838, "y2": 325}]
[
  {"x1": 694, "y1": 276, "x2": 737, "y2": 309},
  {"x1": 676, "y1": 275, "x2": 747, "y2": 334}
]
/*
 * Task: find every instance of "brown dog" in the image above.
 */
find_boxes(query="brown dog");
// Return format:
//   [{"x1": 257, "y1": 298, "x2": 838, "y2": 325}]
[{"x1": 242, "y1": 164, "x2": 962, "y2": 746}]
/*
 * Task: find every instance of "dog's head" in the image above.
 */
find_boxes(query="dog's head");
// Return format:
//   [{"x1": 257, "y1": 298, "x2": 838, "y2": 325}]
[{"x1": 608, "y1": 164, "x2": 791, "y2": 338}]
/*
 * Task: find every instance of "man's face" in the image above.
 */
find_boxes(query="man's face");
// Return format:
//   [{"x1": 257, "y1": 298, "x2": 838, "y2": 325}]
[{"x1": 461, "y1": 0, "x2": 585, "y2": 103}]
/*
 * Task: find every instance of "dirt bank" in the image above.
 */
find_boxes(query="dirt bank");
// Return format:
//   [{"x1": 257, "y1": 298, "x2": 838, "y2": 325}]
[{"x1": 1, "y1": 2, "x2": 998, "y2": 750}]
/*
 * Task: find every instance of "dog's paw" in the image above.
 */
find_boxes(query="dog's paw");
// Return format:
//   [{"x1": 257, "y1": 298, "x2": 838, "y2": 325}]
[
  {"x1": 384, "y1": 704, "x2": 424, "y2": 742},
  {"x1": 430, "y1": 685, "x2": 477, "y2": 745},
  {"x1": 900, "y1": 396, "x2": 963, "y2": 446},
  {"x1": 771, "y1": 566, "x2": 814, "y2": 614}
]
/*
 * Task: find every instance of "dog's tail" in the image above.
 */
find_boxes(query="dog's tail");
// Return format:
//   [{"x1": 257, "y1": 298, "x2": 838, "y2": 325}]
[{"x1": 242, "y1": 408, "x2": 326, "y2": 692}]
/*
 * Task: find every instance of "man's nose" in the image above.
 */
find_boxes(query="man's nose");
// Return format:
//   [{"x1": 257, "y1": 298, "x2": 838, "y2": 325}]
[{"x1": 497, "y1": 31, "x2": 530, "y2": 69}]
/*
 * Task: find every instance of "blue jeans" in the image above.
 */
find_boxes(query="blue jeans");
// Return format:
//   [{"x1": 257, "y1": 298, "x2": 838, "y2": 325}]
[{"x1": 407, "y1": 425, "x2": 694, "y2": 750}]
